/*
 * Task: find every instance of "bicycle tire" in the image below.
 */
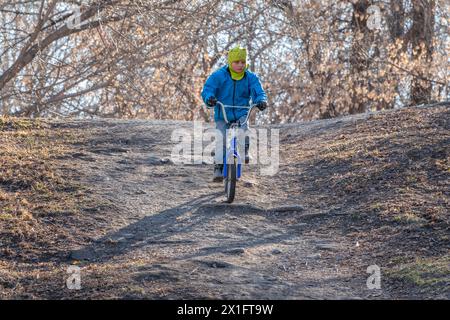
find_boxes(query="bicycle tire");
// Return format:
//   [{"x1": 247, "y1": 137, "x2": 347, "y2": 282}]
[{"x1": 225, "y1": 157, "x2": 237, "y2": 203}]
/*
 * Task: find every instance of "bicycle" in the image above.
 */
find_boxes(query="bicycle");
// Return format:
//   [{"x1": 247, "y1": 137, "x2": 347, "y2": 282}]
[{"x1": 206, "y1": 101, "x2": 257, "y2": 203}]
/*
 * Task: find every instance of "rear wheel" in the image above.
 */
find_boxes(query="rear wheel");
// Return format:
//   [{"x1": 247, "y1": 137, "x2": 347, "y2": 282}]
[{"x1": 225, "y1": 157, "x2": 237, "y2": 203}]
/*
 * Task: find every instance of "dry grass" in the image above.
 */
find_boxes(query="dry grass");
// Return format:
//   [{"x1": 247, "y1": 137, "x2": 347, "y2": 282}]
[
  {"x1": 387, "y1": 254, "x2": 450, "y2": 297},
  {"x1": 0, "y1": 116, "x2": 88, "y2": 256},
  {"x1": 287, "y1": 107, "x2": 449, "y2": 224},
  {"x1": 280, "y1": 106, "x2": 449, "y2": 297}
]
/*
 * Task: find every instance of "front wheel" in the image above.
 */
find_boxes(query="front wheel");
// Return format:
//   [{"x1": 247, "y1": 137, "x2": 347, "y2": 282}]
[{"x1": 224, "y1": 157, "x2": 237, "y2": 203}]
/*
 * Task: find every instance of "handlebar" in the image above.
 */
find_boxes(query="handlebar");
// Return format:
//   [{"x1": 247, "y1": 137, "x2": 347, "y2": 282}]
[{"x1": 206, "y1": 101, "x2": 258, "y2": 125}]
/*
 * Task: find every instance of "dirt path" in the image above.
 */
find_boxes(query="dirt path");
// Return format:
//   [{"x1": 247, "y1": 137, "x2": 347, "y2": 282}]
[{"x1": 45, "y1": 115, "x2": 384, "y2": 299}]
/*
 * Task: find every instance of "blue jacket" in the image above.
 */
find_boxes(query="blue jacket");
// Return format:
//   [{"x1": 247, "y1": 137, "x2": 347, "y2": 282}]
[{"x1": 201, "y1": 65, "x2": 267, "y2": 122}]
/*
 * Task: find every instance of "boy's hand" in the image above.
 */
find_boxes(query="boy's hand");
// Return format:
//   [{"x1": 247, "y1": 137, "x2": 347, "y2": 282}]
[
  {"x1": 207, "y1": 96, "x2": 217, "y2": 107},
  {"x1": 256, "y1": 101, "x2": 267, "y2": 111}
]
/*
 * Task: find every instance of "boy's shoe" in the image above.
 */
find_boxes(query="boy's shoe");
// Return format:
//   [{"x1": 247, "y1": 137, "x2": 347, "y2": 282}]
[{"x1": 213, "y1": 164, "x2": 223, "y2": 182}]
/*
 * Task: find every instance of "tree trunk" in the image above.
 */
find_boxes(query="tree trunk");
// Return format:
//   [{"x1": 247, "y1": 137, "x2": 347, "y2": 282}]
[
  {"x1": 410, "y1": 0, "x2": 435, "y2": 105},
  {"x1": 350, "y1": 0, "x2": 372, "y2": 114}
]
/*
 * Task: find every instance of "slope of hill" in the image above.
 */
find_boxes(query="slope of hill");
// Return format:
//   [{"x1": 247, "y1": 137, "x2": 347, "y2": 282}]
[{"x1": 0, "y1": 104, "x2": 448, "y2": 299}]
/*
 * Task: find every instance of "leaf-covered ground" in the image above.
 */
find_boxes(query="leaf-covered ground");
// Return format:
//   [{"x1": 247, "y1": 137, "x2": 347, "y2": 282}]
[{"x1": 0, "y1": 105, "x2": 448, "y2": 299}]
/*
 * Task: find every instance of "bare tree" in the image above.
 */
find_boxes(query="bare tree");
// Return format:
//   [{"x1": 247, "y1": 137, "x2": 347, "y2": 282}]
[{"x1": 0, "y1": 0, "x2": 448, "y2": 121}]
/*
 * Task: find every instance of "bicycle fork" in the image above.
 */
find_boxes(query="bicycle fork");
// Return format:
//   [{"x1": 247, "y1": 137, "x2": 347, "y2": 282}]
[{"x1": 223, "y1": 130, "x2": 242, "y2": 179}]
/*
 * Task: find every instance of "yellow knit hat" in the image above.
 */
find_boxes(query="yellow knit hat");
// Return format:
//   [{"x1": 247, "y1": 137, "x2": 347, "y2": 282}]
[{"x1": 227, "y1": 46, "x2": 248, "y2": 80}]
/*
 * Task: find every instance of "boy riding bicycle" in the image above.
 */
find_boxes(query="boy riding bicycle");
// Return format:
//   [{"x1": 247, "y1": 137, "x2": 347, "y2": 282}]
[{"x1": 201, "y1": 46, "x2": 268, "y2": 182}]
